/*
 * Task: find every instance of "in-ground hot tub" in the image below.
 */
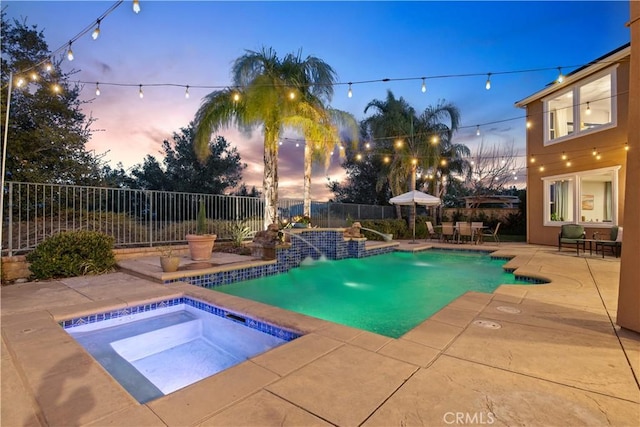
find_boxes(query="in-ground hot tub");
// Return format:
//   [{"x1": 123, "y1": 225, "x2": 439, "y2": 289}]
[{"x1": 61, "y1": 297, "x2": 300, "y2": 403}]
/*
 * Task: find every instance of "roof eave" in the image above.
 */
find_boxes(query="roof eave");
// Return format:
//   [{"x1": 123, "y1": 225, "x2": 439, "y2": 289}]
[{"x1": 514, "y1": 44, "x2": 631, "y2": 109}]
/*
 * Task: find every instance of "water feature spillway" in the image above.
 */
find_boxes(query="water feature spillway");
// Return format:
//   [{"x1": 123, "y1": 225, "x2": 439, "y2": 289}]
[
  {"x1": 359, "y1": 227, "x2": 393, "y2": 241},
  {"x1": 281, "y1": 230, "x2": 328, "y2": 261}
]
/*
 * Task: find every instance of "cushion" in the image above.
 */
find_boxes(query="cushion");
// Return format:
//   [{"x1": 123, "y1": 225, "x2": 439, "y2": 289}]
[
  {"x1": 615, "y1": 226, "x2": 623, "y2": 242},
  {"x1": 561, "y1": 225, "x2": 584, "y2": 239}
]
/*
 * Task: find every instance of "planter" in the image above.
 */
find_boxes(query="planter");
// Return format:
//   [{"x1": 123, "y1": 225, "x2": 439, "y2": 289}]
[
  {"x1": 186, "y1": 234, "x2": 217, "y2": 261},
  {"x1": 160, "y1": 256, "x2": 180, "y2": 272}
]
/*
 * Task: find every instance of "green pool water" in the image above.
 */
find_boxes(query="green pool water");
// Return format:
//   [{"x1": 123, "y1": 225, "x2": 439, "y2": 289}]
[{"x1": 215, "y1": 250, "x2": 532, "y2": 338}]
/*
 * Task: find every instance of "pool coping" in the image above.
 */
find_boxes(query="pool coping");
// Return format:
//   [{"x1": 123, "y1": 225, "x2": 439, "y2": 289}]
[{"x1": 2, "y1": 242, "x2": 638, "y2": 426}]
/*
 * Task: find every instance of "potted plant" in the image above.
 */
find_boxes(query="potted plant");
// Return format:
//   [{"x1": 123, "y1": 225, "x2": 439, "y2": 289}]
[
  {"x1": 186, "y1": 198, "x2": 217, "y2": 260},
  {"x1": 159, "y1": 246, "x2": 181, "y2": 272}
]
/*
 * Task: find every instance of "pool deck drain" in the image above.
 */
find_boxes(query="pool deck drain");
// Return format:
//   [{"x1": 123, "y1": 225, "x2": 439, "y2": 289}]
[{"x1": 2, "y1": 241, "x2": 639, "y2": 426}]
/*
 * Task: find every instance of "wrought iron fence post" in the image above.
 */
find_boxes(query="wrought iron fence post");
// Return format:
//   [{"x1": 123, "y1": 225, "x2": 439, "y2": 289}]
[{"x1": 7, "y1": 182, "x2": 13, "y2": 256}]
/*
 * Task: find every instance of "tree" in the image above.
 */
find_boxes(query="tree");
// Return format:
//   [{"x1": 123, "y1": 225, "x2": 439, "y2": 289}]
[
  {"x1": 194, "y1": 47, "x2": 342, "y2": 229},
  {"x1": 363, "y1": 91, "x2": 464, "y2": 230},
  {"x1": 467, "y1": 139, "x2": 522, "y2": 194},
  {"x1": 327, "y1": 124, "x2": 391, "y2": 204},
  {"x1": 1, "y1": 13, "x2": 97, "y2": 184},
  {"x1": 130, "y1": 123, "x2": 244, "y2": 194}
]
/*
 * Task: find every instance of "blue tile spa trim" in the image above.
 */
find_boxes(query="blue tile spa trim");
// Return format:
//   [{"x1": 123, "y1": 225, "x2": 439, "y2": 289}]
[{"x1": 60, "y1": 297, "x2": 302, "y2": 341}]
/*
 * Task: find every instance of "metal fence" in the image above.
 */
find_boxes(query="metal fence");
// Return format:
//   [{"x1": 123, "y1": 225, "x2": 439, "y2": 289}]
[{"x1": 1, "y1": 181, "x2": 395, "y2": 255}]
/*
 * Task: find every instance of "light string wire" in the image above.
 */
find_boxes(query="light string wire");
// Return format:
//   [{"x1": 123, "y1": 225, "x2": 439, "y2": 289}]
[
  {"x1": 3, "y1": 2, "x2": 629, "y2": 176},
  {"x1": 3, "y1": 0, "x2": 124, "y2": 86}
]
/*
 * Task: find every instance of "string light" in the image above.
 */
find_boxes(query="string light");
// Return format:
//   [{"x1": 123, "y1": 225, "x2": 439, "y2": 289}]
[
  {"x1": 485, "y1": 73, "x2": 491, "y2": 90},
  {"x1": 133, "y1": 0, "x2": 141, "y2": 13},
  {"x1": 530, "y1": 155, "x2": 536, "y2": 163},
  {"x1": 476, "y1": 125, "x2": 480, "y2": 136},
  {"x1": 138, "y1": 84, "x2": 144, "y2": 98},
  {"x1": 566, "y1": 161, "x2": 572, "y2": 167},
  {"x1": 421, "y1": 78, "x2": 426, "y2": 93},
  {"x1": 16, "y1": 77, "x2": 25, "y2": 87},
  {"x1": 625, "y1": 142, "x2": 629, "y2": 151},
  {"x1": 592, "y1": 147, "x2": 597, "y2": 156},
  {"x1": 184, "y1": 85, "x2": 190, "y2": 99},
  {"x1": 586, "y1": 101, "x2": 591, "y2": 115},
  {"x1": 561, "y1": 152, "x2": 567, "y2": 160},
  {"x1": 92, "y1": 20, "x2": 101, "y2": 40},
  {"x1": 233, "y1": 92, "x2": 240, "y2": 102},
  {"x1": 556, "y1": 67, "x2": 564, "y2": 83},
  {"x1": 539, "y1": 165, "x2": 545, "y2": 172},
  {"x1": 67, "y1": 42, "x2": 74, "y2": 61},
  {"x1": 44, "y1": 61, "x2": 53, "y2": 72},
  {"x1": 347, "y1": 82, "x2": 353, "y2": 98},
  {"x1": 95, "y1": 82, "x2": 101, "y2": 96},
  {"x1": 52, "y1": 83, "x2": 61, "y2": 93}
]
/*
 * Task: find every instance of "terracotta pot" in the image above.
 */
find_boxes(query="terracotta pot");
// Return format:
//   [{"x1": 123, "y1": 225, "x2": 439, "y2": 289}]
[
  {"x1": 186, "y1": 234, "x2": 217, "y2": 261},
  {"x1": 160, "y1": 256, "x2": 180, "y2": 272}
]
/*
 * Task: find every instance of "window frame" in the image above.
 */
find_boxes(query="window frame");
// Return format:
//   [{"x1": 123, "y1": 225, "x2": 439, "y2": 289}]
[
  {"x1": 542, "y1": 166, "x2": 621, "y2": 227},
  {"x1": 543, "y1": 66, "x2": 617, "y2": 146}
]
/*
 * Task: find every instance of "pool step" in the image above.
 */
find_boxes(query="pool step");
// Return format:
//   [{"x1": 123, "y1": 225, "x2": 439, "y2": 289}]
[{"x1": 110, "y1": 319, "x2": 202, "y2": 361}]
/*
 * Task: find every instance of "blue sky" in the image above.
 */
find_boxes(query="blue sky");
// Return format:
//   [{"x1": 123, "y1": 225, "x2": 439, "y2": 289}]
[{"x1": 4, "y1": 1, "x2": 631, "y2": 199}]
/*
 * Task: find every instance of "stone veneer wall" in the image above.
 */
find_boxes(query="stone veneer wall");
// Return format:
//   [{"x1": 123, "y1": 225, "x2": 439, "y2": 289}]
[{"x1": 166, "y1": 229, "x2": 398, "y2": 288}]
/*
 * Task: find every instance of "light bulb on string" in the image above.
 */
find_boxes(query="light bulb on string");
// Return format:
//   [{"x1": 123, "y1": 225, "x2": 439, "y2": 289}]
[
  {"x1": 476, "y1": 125, "x2": 480, "y2": 136},
  {"x1": 52, "y1": 82, "x2": 61, "y2": 93},
  {"x1": 30, "y1": 72, "x2": 38, "y2": 81},
  {"x1": 561, "y1": 151, "x2": 567, "y2": 160},
  {"x1": 133, "y1": 0, "x2": 141, "y2": 13},
  {"x1": 556, "y1": 67, "x2": 564, "y2": 83},
  {"x1": 16, "y1": 77, "x2": 25, "y2": 87},
  {"x1": 139, "y1": 85, "x2": 144, "y2": 99},
  {"x1": 67, "y1": 43, "x2": 74, "y2": 61},
  {"x1": 233, "y1": 92, "x2": 240, "y2": 102},
  {"x1": 586, "y1": 102, "x2": 591, "y2": 115},
  {"x1": 625, "y1": 142, "x2": 629, "y2": 151},
  {"x1": 95, "y1": 83, "x2": 101, "y2": 96},
  {"x1": 185, "y1": 86, "x2": 190, "y2": 99},
  {"x1": 421, "y1": 78, "x2": 426, "y2": 93},
  {"x1": 347, "y1": 82, "x2": 352, "y2": 98},
  {"x1": 485, "y1": 73, "x2": 491, "y2": 90},
  {"x1": 92, "y1": 20, "x2": 101, "y2": 40},
  {"x1": 592, "y1": 147, "x2": 597, "y2": 156},
  {"x1": 44, "y1": 60, "x2": 53, "y2": 72}
]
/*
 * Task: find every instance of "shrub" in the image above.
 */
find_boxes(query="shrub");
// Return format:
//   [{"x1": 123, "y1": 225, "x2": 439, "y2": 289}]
[{"x1": 26, "y1": 230, "x2": 116, "y2": 280}]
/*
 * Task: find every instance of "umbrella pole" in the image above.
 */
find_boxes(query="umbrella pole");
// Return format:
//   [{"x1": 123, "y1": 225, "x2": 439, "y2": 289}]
[{"x1": 412, "y1": 203, "x2": 416, "y2": 243}]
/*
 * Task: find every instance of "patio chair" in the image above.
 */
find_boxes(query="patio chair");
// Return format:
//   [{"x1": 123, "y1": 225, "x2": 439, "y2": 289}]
[
  {"x1": 426, "y1": 221, "x2": 440, "y2": 241},
  {"x1": 481, "y1": 222, "x2": 501, "y2": 245},
  {"x1": 595, "y1": 226, "x2": 623, "y2": 258},
  {"x1": 457, "y1": 222, "x2": 473, "y2": 244},
  {"x1": 558, "y1": 224, "x2": 586, "y2": 253},
  {"x1": 471, "y1": 222, "x2": 484, "y2": 243},
  {"x1": 441, "y1": 222, "x2": 456, "y2": 242}
]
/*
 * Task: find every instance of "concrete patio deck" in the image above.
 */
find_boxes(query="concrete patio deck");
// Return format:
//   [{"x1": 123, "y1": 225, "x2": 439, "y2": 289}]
[{"x1": 2, "y1": 242, "x2": 639, "y2": 426}]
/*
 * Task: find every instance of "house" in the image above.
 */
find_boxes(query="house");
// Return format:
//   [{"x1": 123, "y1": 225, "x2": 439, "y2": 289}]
[{"x1": 515, "y1": 43, "x2": 631, "y2": 246}]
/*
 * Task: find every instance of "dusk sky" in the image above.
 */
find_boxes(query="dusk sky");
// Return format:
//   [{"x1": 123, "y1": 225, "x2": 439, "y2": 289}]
[{"x1": 4, "y1": 1, "x2": 631, "y2": 200}]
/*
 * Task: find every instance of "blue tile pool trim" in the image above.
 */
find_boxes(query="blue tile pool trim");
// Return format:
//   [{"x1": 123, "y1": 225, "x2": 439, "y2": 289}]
[
  {"x1": 168, "y1": 230, "x2": 397, "y2": 288},
  {"x1": 60, "y1": 297, "x2": 302, "y2": 341}
]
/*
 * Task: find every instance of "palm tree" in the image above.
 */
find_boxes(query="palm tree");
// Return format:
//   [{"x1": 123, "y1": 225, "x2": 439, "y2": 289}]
[
  {"x1": 194, "y1": 47, "x2": 340, "y2": 229},
  {"x1": 364, "y1": 91, "x2": 464, "y2": 231}
]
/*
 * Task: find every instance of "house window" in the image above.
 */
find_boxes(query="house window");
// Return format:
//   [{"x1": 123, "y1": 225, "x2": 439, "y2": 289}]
[
  {"x1": 543, "y1": 166, "x2": 620, "y2": 226},
  {"x1": 544, "y1": 67, "x2": 616, "y2": 145}
]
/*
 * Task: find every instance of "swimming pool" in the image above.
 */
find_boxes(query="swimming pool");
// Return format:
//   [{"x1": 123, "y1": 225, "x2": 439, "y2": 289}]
[
  {"x1": 215, "y1": 250, "x2": 534, "y2": 338},
  {"x1": 62, "y1": 297, "x2": 300, "y2": 403}
]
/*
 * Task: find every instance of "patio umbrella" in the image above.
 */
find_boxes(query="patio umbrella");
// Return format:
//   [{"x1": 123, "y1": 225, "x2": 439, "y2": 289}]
[{"x1": 389, "y1": 190, "x2": 442, "y2": 242}]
